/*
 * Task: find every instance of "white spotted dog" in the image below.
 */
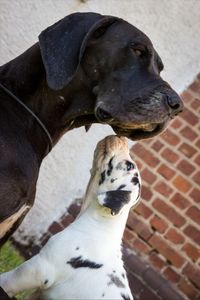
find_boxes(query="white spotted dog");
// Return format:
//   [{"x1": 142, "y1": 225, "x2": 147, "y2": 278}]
[{"x1": 0, "y1": 135, "x2": 141, "y2": 300}]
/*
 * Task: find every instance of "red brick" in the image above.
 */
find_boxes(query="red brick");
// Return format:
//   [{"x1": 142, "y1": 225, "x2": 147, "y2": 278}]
[
  {"x1": 127, "y1": 272, "x2": 145, "y2": 297},
  {"x1": 141, "y1": 168, "x2": 157, "y2": 184},
  {"x1": 154, "y1": 181, "x2": 173, "y2": 197},
  {"x1": 172, "y1": 175, "x2": 192, "y2": 193},
  {"x1": 179, "y1": 143, "x2": 197, "y2": 158},
  {"x1": 180, "y1": 108, "x2": 199, "y2": 125},
  {"x1": 40, "y1": 233, "x2": 51, "y2": 246},
  {"x1": 184, "y1": 225, "x2": 200, "y2": 244},
  {"x1": 139, "y1": 287, "x2": 161, "y2": 300},
  {"x1": 125, "y1": 252, "x2": 148, "y2": 277},
  {"x1": 189, "y1": 81, "x2": 200, "y2": 94},
  {"x1": 186, "y1": 206, "x2": 200, "y2": 225},
  {"x1": 150, "y1": 215, "x2": 168, "y2": 233},
  {"x1": 132, "y1": 237, "x2": 151, "y2": 254},
  {"x1": 177, "y1": 159, "x2": 195, "y2": 176},
  {"x1": 165, "y1": 228, "x2": 185, "y2": 244},
  {"x1": 189, "y1": 188, "x2": 200, "y2": 203},
  {"x1": 178, "y1": 277, "x2": 199, "y2": 300},
  {"x1": 149, "y1": 251, "x2": 166, "y2": 270},
  {"x1": 191, "y1": 98, "x2": 200, "y2": 110},
  {"x1": 48, "y1": 221, "x2": 63, "y2": 235},
  {"x1": 141, "y1": 185, "x2": 153, "y2": 201},
  {"x1": 60, "y1": 214, "x2": 74, "y2": 228},
  {"x1": 195, "y1": 139, "x2": 200, "y2": 149},
  {"x1": 135, "y1": 202, "x2": 153, "y2": 218},
  {"x1": 134, "y1": 158, "x2": 143, "y2": 170},
  {"x1": 171, "y1": 118, "x2": 183, "y2": 129},
  {"x1": 197, "y1": 73, "x2": 200, "y2": 81},
  {"x1": 149, "y1": 234, "x2": 185, "y2": 268},
  {"x1": 183, "y1": 263, "x2": 200, "y2": 289},
  {"x1": 161, "y1": 148, "x2": 179, "y2": 163},
  {"x1": 181, "y1": 126, "x2": 198, "y2": 141},
  {"x1": 123, "y1": 228, "x2": 135, "y2": 245},
  {"x1": 127, "y1": 211, "x2": 153, "y2": 241},
  {"x1": 153, "y1": 198, "x2": 186, "y2": 227},
  {"x1": 182, "y1": 243, "x2": 200, "y2": 262},
  {"x1": 163, "y1": 267, "x2": 181, "y2": 283},
  {"x1": 194, "y1": 154, "x2": 200, "y2": 166},
  {"x1": 181, "y1": 90, "x2": 194, "y2": 104},
  {"x1": 68, "y1": 203, "x2": 81, "y2": 218},
  {"x1": 151, "y1": 140, "x2": 164, "y2": 152},
  {"x1": 193, "y1": 171, "x2": 200, "y2": 185},
  {"x1": 158, "y1": 163, "x2": 176, "y2": 180},
  {"x1": 160, "y1": 129, "x2": 181, "y2": 146},
  {"x1": 133, "y1": 144, "x2": 159, "y2": 167},
  {"x1": 170, "y1": 193, "x2": 191, "y2": 210}
]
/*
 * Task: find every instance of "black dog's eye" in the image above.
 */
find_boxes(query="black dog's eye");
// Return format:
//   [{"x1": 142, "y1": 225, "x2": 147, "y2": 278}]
[
  {"x1": 131, "y1": 44, "x2": 146, "y2": 58},
  {"x1": 133, "y1": 49, "x2": 143, "y2": 57},
  {"x1": 125, "y1": 161, "x2": 134, "y2": 171}
]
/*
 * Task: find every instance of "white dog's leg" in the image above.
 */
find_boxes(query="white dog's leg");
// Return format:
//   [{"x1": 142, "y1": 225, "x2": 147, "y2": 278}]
[{"x1": 0, "y1": 254, "x2": 55, "y2": 297}]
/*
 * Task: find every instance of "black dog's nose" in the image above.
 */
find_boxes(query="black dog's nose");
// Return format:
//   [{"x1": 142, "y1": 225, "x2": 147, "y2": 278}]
[
  {"x1": 96, "y1": 107, "x2": 114, "y2": 123},
  {"x1": 166, "y1": 94, "x2": 184, "y2": 116}
]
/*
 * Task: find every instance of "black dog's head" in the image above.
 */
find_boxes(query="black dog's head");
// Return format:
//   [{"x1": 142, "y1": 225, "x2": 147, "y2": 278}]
[{"x1": 39, "y1": 12, "x2": 183, "y2": 141}]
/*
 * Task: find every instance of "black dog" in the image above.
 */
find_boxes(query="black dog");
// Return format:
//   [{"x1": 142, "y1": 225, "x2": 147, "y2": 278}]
[{"x1": 0, "y1": 12, "x2": 183, "y2": 246}]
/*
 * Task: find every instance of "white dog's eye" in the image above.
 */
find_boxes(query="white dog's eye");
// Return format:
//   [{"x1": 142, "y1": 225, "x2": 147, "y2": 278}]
[{"x1": 125, "y1": 161, "x2": 134, "y2": 171}]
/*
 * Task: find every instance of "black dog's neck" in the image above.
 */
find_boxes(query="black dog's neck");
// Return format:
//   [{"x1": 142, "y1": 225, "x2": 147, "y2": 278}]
[{"x1": 0, "y1": 43, "x2": 97, "y2": 157}]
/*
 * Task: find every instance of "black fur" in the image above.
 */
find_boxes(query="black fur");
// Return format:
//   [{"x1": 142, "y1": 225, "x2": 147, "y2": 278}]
[
  {"x1": 117, "y1": 184, "x2": 126, "y2": 190},
  {"x1": 107, "y1": 274, "x2": 125, "y2": 288},
  {"x1": 99, "y1": 170, "x2": 106, "y2": 185},
  {"x1": 121, "y1": 294, "x2": 131, "y2": 300},
  {"x1": 107, "y1": 156, "x2": 114, "y2": 176},
  {"x1": 0, "y1": 287, "x2": 16, "y2": 300},
  {"x1": 0, "y1": 11, "x2": 183, "y2": 244},
  {"x1": 103, "y1": 190, "x2": 131, "y2": 215},
  {"x1": 67, "y1": 256, "x2": 103, "y2": 269},
  {"x1": 131, "y1": 176, "x2": 140, "y2": 185}
]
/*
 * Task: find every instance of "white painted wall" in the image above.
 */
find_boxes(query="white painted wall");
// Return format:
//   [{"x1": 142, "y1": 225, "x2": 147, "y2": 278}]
[{"x1": 1, "y1": 0, "x2": 200, "y2": 244}]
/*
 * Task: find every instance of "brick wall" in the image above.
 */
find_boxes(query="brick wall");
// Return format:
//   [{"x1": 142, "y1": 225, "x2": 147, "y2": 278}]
[
  {"x1": 14, "y1": 74, "x2": 200, "y2": 300},
  {"x1": 125, "y1": 73, "x2": 200, "y2": 300}
]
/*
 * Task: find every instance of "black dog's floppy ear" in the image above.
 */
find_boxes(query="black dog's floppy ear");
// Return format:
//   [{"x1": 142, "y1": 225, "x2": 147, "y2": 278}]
[{"x1": 39, "y1": 12, "x2": 117, "y2": 90}]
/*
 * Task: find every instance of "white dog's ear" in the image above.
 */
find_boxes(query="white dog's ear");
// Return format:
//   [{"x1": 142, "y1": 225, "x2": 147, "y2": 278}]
[{"x1": 98, "y1": 190, "x2": 132, "y2": 215}]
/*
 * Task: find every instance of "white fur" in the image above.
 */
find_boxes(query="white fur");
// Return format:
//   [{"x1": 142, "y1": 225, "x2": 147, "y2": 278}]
[{"x1": 0, "y1": 136, "x2": 141, "y2": 299}]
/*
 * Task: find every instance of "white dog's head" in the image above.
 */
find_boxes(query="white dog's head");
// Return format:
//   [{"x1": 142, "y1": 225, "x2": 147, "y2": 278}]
[{"x1": 82, "y1": 135, "x2": 141, "y2": 216}]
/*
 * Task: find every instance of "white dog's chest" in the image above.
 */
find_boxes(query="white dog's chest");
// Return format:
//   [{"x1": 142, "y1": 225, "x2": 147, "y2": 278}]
[
  {"x1": 41, "y1": 264, "x2": 132, "y2": 300},
  {"x1": 39, "y1": 230, "x2": 132, "y2": 299}
]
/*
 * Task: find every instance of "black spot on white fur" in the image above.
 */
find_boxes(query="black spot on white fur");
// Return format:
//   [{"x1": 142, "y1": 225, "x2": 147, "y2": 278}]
[
  {"x1": 76, "y1": 247, "x2": 79, "y2": 250},
  {"x1": 117, "y1": 184, "x2": 126, "y2": 190},
  {"x1": 107, "y1": 156, "x2": 114, "y2": 176},
  {"x1": 107, "y1": 274, "x2": 125, "y2": 288},
  {"x1": 131, "y1": 176, "x2": 139, "y2": 185},
  {"x1": 116, "y1": 162, "x2": 123, "y2": 170},
  {"x1": 121, "y1": 294, "x2": 131, "y2": 300},
  {"x1": 99, "y1": 170, "x2": 106, "y2": 185},
  {"x1": 44, "y1": 279, "x2": 48, "y2": 285},
  {"x1": 67, "y1": 256, "x2": 103, "y2": 269},
  {"x1": 111, "y1": 178, "x2": 117, "y2": 183}
]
